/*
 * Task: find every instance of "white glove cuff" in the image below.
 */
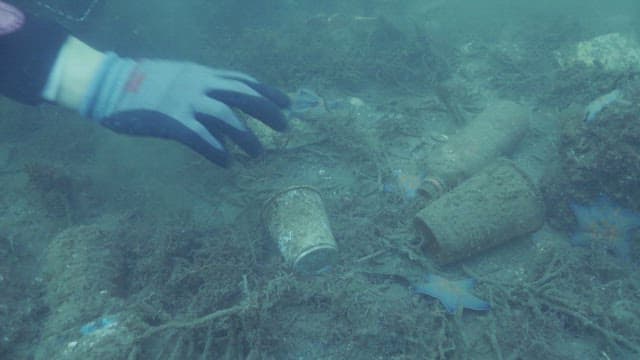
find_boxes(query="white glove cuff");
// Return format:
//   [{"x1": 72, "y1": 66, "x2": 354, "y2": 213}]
[{"x1": 41, "y1": 36, "x2": 106, "y2": 110}]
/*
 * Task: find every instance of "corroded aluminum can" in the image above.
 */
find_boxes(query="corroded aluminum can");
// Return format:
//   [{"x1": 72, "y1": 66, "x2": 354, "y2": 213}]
[{"x1": 262, "y1": 186, "x2": 337, "y2": 274}]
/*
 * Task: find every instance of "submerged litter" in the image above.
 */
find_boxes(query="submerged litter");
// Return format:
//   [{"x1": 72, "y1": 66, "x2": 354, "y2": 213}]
[
  {"x1": 80, "y1": 315, "x2": 119, "y2": 336},
  {"x1": 583, "y1": 89, "x2": 631, "y2": 123},
  {"x1": 288, "y1": 88, "x2": 327, "y2": 118}
]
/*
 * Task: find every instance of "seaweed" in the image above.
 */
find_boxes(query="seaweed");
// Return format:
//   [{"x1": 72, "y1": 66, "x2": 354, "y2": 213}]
[
  {"x1": 23, "y1": 162, "x2": 92, "y2": 223},
  {"x1": 212, "y1": 15, "x2": 450, "y2": 94},
  {"x1": 465, "y1": 250, "x2": 640, "y2": 359}
]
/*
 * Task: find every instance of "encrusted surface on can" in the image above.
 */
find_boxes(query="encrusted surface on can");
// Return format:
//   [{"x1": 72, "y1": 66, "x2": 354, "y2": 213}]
[
  {"x1": 262, "y1": 186, "x2": 337, "y2": 274},
  {"x1": 414, "y1": 159, "x2": 544, "y2": 264}
]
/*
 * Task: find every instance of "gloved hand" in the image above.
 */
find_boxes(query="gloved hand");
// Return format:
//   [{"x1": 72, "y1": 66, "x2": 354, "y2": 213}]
[{"x1": 80, "y1": 53, "x2": 290, "y2": 167}]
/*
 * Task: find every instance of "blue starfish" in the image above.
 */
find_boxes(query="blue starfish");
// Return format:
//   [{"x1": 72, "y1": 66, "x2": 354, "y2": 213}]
[
  {"x1": 414, "y1": 274, "x2": 490, "y2": 314},
  {"x1": 570, "y1": 196, "x2": 640, "y2": 262}
]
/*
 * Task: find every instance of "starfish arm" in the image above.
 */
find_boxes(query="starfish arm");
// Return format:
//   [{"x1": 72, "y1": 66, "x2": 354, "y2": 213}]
[
  {"x1": 413, "y1": 284, "x2": 439, "y2": 299},
  {"x1": 460, "y1": 294, "x2": 491, "y2": 311},
  {"x1": 415, "y1": 274, "x2": 490, "y2": 314},
  {"x1": 423, "y1": 274, "x2": 442, "y2": 282},
  {"x1": 414, "y1": 284, "x2": 462, "y2": 314},
  {"x1": 440, "y1": 299, "x2": 460, "y2": 314},
  {"x1": 454, "y1": 278, "x2": 476, "y2": 290}
]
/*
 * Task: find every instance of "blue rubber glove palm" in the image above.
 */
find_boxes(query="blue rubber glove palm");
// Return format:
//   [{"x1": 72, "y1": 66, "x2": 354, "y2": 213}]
[{"x1": 81, "y1": 54, "x2": 290, "y2": 167}]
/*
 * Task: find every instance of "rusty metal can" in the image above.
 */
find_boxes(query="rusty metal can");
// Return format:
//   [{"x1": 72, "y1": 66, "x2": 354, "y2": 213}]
[
  {"x1": 414, "y1": 159, "x2": 544, "y2": 265},
  {"x1": 262, "y1": 186, "x2": 337, "y2": 274}
]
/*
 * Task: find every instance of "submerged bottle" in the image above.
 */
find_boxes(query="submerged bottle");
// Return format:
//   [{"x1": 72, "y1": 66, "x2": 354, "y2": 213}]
[{"x1": 419, "y1": 99, "x2": 530, "y2": 199}]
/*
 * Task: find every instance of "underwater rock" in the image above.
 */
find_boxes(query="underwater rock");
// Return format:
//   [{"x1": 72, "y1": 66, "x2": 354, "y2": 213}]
[
  {"x1": 551, "y1": 90, "x2": 640, "y2": 215},
  {"x1": 555, "y1": 33, "x2": 640, "y2": 72}
]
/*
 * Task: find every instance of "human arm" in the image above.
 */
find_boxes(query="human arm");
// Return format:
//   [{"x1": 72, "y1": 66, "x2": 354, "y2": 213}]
[{"x1": 0, "y1": 2, "x2": 290, "y2": 167}]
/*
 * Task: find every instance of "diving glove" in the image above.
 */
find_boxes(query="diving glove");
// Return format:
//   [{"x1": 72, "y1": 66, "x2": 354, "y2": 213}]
[{"x1": 44, "y1": 37, "x2": 290, "y2": 167}]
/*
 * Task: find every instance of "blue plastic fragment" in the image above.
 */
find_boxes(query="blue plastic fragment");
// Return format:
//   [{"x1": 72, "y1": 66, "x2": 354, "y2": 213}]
[{"x1": 80, "y1": 315, "x2": 118, "y2": 335}]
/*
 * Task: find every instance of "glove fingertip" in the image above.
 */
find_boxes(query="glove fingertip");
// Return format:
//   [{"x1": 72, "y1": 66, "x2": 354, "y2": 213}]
[
  {"x1": 193, "y1": 139, "x2": 232, "y2": 168},
  {"x1": 268, "y1": 111, "x2": 288, "y2": 132},
  {"x1": 243, "y1": 81, "x2": 291, "y2": 109},
  {"x1": 213, "y1": 152, "x2": 232, "y2": 168},
  {"x1": 261, "y1": 84, "x2": 291, "y2": 109},
  {"x1": 236, "y1": 130, "x2": 264, "y2": 158}
]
